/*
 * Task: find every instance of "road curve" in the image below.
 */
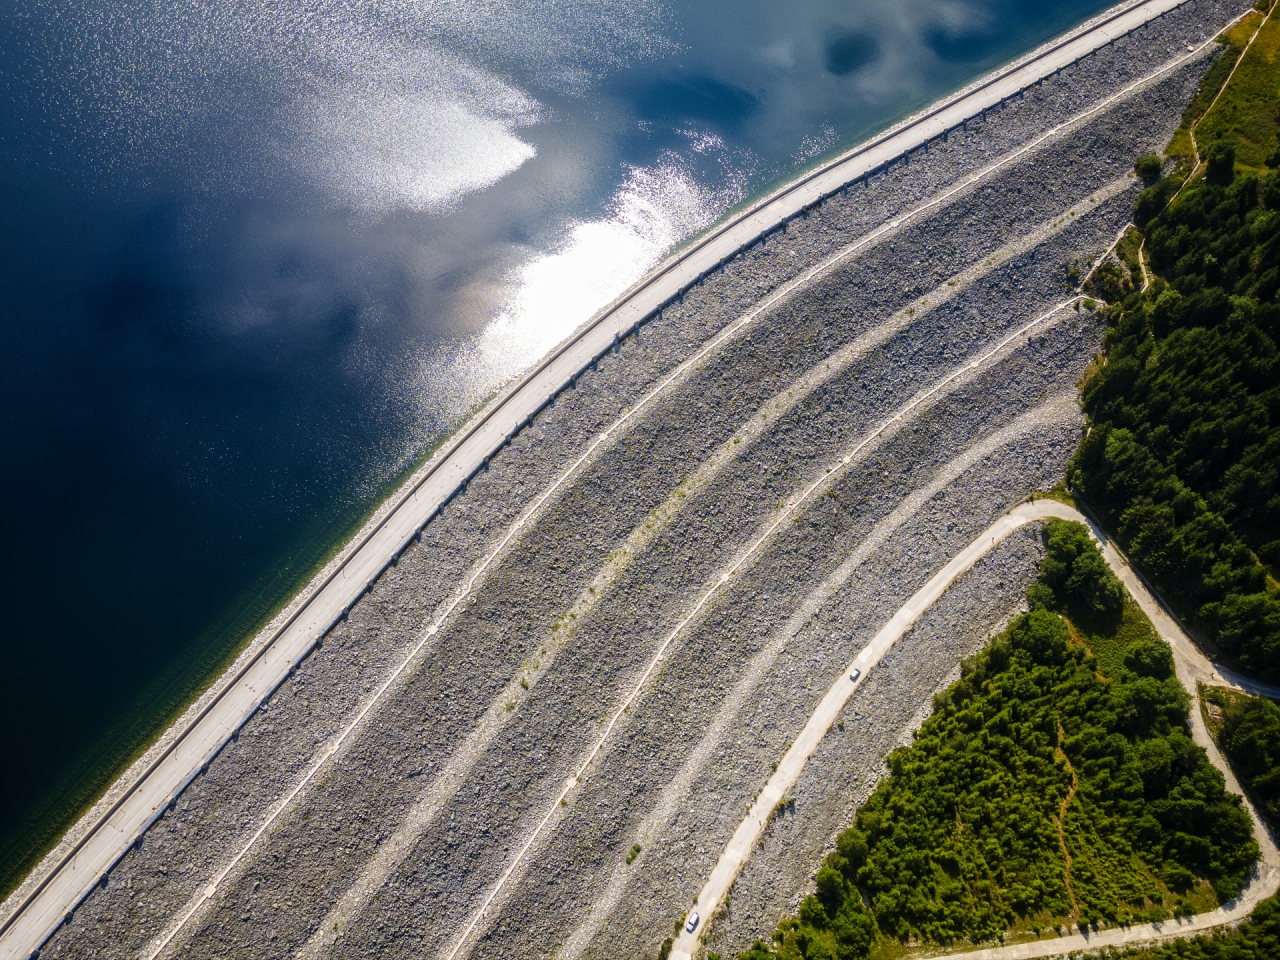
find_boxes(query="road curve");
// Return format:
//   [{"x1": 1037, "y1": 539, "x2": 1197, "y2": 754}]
[
  {"x1": 0, "y1": 1, "x2": 1226, "y2": 956},
  {"x1": 672, "y1": 500, "x2": 1280, "y2": 960}
]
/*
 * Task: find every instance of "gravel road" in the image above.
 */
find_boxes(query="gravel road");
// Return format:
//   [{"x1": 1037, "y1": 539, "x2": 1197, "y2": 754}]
[
  {"x1": 701, "y1": 528, "x2": 1046, "y2": 957},
  {"x1": 35, "y1": 2, "x2": 1251, "y2": 958}
]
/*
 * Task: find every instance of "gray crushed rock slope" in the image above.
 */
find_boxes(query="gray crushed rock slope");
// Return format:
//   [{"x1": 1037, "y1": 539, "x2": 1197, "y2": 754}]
[
  {"x1": 38, "y1": 2, "x2": 1245, "y2": 959},
  {"x1": 706, "y1": 528, "x2": 1045, "y2": 955}
]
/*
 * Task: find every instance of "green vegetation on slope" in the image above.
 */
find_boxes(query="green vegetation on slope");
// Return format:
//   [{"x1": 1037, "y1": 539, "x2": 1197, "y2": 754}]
[
  {"x1": 1189, "y1": 7, "x2": 1280, "y2": 172},
  {"x1": 1204, "y1": 685, "x2": 1280, "y2": 826},
  {"x1": 1115, "y1": 684, "x2": 1280, "y2": 959},
  {"x1": 1070, "y1": 8, "x2": 1280, "y2": 682},
  {"x1": 1117, "y1": 686, "x2": 1280, "y2": 960},
  {"x1": 1113, "y1": 894, "x2": 1280, "y2": 959},
  {"x1": 734, "y1": 523, "x2": 1256, "y2": 960},
  {"x1": 1164, "y1": 10, "x2": 1266, "y2": 163}
]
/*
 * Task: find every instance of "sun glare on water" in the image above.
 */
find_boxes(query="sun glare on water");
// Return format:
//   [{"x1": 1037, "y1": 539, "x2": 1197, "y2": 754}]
[
  {"x1": 426, "y1": 153, "x2": 744, "y2": 412},
  {"x1": 285, "y1": 47, "x2": 544, "y2": 214}
]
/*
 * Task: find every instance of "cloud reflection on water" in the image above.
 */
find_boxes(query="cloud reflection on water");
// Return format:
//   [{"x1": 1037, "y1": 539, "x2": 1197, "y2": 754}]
[
  {"x1": 284, "y1": 48, "x2": 543, "y2": 214},
  {"x1": 401, "y1": 147, "x2": 748, "y2": 437},
  {"x1": 0, "y1": 0, "x2": 1121, "y2": 858}
]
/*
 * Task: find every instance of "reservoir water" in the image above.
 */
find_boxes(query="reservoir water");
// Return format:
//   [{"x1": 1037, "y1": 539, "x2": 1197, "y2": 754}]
[{"x1": 0, "y1": 0, "x2": 1115, "y2": 893}]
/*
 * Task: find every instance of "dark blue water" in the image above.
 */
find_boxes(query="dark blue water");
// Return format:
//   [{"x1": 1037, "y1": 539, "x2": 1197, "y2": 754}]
[{"x1": 0, "y1": 0, "x2": 1113, "y2": 890}]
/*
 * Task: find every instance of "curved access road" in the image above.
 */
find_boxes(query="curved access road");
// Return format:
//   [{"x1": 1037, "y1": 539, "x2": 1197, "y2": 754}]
[
  {"x1": 672, "y1": 499, "x2": 1280, "y2": 960},
  {"x1": 0, "y1": 1, "x2": 1227, "y2": 957}
]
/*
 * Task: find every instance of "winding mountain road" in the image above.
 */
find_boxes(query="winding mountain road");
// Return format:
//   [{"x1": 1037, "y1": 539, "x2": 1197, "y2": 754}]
[{"x1": 673, "y1": 499, "x2": 1280, "y2": 960}]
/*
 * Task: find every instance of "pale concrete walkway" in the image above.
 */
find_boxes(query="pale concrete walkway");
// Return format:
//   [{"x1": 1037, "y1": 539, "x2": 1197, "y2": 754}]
[
  {"x1": 672, "y1": 500, "x2": 1280, "y2": 960},
  {"x1": 0, "y1": 2, "x2": 1232, "y2": 957}
]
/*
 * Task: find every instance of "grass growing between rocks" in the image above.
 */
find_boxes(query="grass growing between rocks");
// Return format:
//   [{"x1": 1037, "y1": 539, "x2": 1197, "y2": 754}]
[
  {"x1": 1027, "y1": 481, "x2": 1078, "y2": 511},
  {"x1": 735, "y1": 522, "x2": 1257, "y2": 960}
]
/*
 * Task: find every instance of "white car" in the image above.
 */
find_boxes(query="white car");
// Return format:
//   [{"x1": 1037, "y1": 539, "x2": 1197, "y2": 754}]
[
  {"x1": 849, "y1": 668, "x2": 861, "y2": 682},
  {"x1": 685, "y1": 912, "x2": 700, "y2": 933}
]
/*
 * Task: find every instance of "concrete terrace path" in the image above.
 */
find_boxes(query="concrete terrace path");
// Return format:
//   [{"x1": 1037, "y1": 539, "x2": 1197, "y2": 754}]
[
  {"x1": 672, "y1": 500, "x2": 1280, "y2": 960},
  {"x1": 0, "y1": 0, "x2": 1229, "y2": 957}
]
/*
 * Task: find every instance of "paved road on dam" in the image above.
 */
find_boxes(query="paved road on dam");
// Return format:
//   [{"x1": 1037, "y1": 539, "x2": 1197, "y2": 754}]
[
  {"x1": 0, "y1": 1, "x2": 1257, "y2": 958},
  {"x1": 671, "y1": 498, "x2": 1280, "y2": 960}
]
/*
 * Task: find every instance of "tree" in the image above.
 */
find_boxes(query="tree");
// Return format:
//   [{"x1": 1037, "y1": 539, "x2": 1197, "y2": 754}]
[
  {"x1": 1205, "y1": 139, "x2": 1236, "y2": 185},
  {"x1": 1035, "y1": 521, "x2": 1125, "y2": 621},
  {"x1": 1135, "y1": 154, "x2": 1163, "y2": 182}
]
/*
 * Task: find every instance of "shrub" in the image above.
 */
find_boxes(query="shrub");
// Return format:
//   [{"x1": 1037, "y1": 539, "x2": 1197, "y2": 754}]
[
  {"x1": 1205, "y1": 139, "x2": 1236, "y2": 185},
  {"x1": 1034, "y1": 520, "x2": 1125, "y2": 622},
  {"x1": 1135, "y1": 176, "x2": 1179, "y2": 225},
  {"x1": 1122, "y1": 638, "x2": 1175, "y2": 680},
  {"x1": 1261, "y1": 168, "x2": 1280, "y2": 209},
  {"x1": 1135, "y1": 153, "x2": 1163, "y2": 181}
]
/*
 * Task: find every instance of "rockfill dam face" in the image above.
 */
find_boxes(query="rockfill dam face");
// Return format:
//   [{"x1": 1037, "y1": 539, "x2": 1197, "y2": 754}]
[{"x1": 2, "y1": 0, "x2": 1255, "y2": 957}]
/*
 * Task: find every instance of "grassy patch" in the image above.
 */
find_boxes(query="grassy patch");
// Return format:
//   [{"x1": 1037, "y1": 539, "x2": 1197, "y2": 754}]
[
  {"x1": 1028, "y1": 481, "x2": 1078, "y2": 510},
  {"x1": 1066, "y1": 596, "x2": 1161, "y2": 682},
  {"x1": 1195, "y1": 8, "x2": 1280, "y2": 171},
  {"x1": 1117, "y1": 226, "x2": 1146, "y2": 283},
  {"x1": 1166, "y1": 13, "x2": 1259, "y2": 160}
]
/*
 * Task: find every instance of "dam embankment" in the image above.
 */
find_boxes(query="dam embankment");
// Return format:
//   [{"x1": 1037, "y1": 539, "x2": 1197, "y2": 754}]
[{"x1": 2, "y1": 0, "x2": 1255, "y2": 958}]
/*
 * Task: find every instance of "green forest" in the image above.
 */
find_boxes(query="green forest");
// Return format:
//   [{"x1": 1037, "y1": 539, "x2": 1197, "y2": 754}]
[
  {"x1": 732, "y1": 522, "x2": 1256, "y2": 960},
  {"x1": 1072, "y1": 7, "x2": 1280, "y2": 680},
  {"x1": 1204, "y1": 685, "x2": 1280, "y2": 826},
  {"x1": 1104, "y1": 687, "x2": 1280, "y2": 960}
]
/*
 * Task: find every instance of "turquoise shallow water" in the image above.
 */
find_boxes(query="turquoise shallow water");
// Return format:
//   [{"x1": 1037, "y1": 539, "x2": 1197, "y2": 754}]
[{"x1": 0, "y1": 0, "x2": 1114, "y2": 892}]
